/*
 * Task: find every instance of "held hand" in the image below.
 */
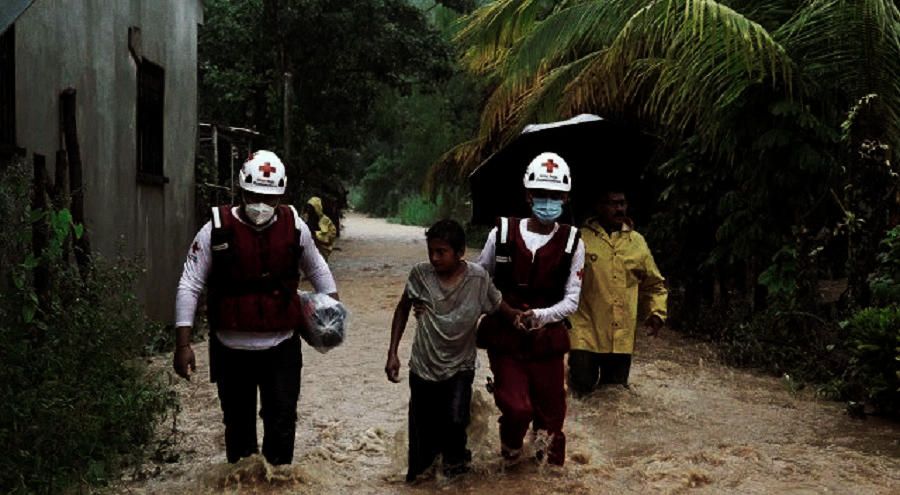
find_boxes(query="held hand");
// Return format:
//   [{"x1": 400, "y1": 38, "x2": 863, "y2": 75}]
[
  {"x1": 385, "y1": 353, "x2": 401, "y2": 383},
  {"x1": 503, "y1": 307, "x2": 523, "y2": 325},
  {"x1": 515, "y1": 310, "x2": 537, "y2": 331},
  {"x1": 498, "y1": 301, "x2": 521, "y2": 326},
  {"x1": 645, "y1": 315, "x2": 664, "y2": 337},
  {"x1": 173, "y1": 345, "x2": 196, "y2": 380}
]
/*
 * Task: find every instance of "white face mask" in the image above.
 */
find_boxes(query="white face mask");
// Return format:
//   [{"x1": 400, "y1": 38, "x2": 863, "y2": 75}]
[{"x1": 245, "y1": 202, "x2": 276, "y2": 225}]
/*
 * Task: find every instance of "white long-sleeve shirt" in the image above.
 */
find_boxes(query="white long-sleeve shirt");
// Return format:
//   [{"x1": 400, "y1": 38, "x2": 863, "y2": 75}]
[
  {"x1": 476, "y1": 219, "x2": 585, "y2": 328},
  {"x1": 175, "y1": 206, "x2": 337, "y2": 350}
]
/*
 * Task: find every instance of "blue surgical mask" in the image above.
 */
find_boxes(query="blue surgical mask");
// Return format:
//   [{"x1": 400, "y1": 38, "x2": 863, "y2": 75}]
[{"x1": 531, "y1": 197, "x2": 564, "y2": 224}]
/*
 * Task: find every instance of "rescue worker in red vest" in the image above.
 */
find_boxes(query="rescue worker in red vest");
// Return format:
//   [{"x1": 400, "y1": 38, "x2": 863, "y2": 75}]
[
  {"x1": 173, "y1": 150, "x2": 339, "y2": 465},
  {"x1": 475, "y1": 152, "x2": 585, "y2": 466}
]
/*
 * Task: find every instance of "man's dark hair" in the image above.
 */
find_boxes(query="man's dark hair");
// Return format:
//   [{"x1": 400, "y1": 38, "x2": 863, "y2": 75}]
[
  {"x1": 426, "y1": 219, "x2": 466, "y2": 254},
  {"x1": 598, "y1": 187, "x2": 627, "y2": 197}
]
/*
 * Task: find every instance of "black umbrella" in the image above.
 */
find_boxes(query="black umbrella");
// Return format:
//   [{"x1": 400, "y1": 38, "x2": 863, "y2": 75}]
[{"x1": 468, "y1": 114, "x2": 651, "y2": 226}]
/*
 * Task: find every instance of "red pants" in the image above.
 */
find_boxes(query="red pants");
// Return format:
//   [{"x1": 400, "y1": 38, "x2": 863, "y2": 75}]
[{"x1": 488, "y1": 352, "x2": 567, "y2": 465}]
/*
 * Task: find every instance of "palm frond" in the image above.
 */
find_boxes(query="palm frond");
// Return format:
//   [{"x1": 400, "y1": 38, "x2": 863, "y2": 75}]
[
  {"x1": 423, "y1": 136, "x2": 490, "y2": 195},
  {"x1": 476, "y1": 77, "x2": 534, "y2": 141},
  {"x1": 455, "y1": 0, "x2": 546, "y2": 73},
  {"x1": 498, "y1": 1, "x2": 641, "y2": 91},
  {"x1": 566, "y1": 0, "x2": 797, "y2": 156},
  {"x1": 456, "y1": 0, "x2": 578, "y2": 73},
  {"x1": 776, "y1": 0, "x2": 900, "y2": 146},
  {"x1": 511, "y1": 51, "x2": 605, "y2": 133}
]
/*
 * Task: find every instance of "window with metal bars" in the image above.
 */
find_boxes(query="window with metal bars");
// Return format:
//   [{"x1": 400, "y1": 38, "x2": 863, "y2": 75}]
[{"x1": 136, "y1": 58, "x2": 166, "y2": 183}]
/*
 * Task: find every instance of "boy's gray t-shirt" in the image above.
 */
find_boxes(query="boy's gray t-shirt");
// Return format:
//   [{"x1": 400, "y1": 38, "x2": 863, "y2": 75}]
[{"x1": 405, "y1": 261, "x2": 502, "y2": 382}]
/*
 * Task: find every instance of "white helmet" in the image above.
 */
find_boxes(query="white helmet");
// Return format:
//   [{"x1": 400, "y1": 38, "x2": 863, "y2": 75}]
[
  {"x1": 239, "y1": 150, "x2": 287, "y2": 195},
  {"x1": 523, "y1": 152, "x2": 571, "y2": 192}
]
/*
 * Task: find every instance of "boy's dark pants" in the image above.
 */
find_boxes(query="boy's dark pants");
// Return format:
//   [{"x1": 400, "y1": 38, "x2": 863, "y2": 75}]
[
  {"x1": 407, "y1": 369, "x2": 475, "y2": 481},
  {"x1": 488, "y1": 352, "x2": 567, "y2": 465},
  {"x1": 568, "y1": 350, "x2": 632, "y2": 395},
  {"x1": 214, "y1": 334, "x2": 302, "y2": 465}
]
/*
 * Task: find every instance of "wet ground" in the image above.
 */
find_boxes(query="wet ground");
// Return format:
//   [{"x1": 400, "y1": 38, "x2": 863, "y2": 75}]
[{"x1": 119, "y1": 213, "x2": 900, "y2": 494}]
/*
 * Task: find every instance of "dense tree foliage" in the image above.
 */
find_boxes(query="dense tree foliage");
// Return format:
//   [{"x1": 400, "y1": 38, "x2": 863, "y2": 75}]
[
  {"x1": 353, "y1": 1, "x2": 486, "y2": 223},
  {"x1": 439, "y1": 0, "x2": 899, "y2": 414},
  {"x1": 199, "y1": 0, "x2": 455, "y2": 207}
]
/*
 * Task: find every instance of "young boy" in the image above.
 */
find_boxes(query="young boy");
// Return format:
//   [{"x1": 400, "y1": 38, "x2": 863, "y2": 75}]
[{"x1": 385, "y1": 219, "x2": 515, "y2": 481}]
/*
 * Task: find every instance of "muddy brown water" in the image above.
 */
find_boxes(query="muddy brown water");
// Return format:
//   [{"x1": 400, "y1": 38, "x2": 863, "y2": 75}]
[{"x1": 118, "y1": 213, "x2": 899, "y2": 494}]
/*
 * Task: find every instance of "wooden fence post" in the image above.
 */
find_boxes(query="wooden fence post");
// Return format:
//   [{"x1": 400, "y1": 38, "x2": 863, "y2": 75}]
[{"x1": 60, "y1": 88, "x2": 92, "y2": 279}]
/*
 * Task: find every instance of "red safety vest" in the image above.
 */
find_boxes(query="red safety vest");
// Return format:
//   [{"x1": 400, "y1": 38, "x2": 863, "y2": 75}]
[
  {"x1": 206, "y1": 205, "x2": 306, "y2": 333},
  {"x1": 478, "y1": 217, "x2": 580, "y2": 358}
]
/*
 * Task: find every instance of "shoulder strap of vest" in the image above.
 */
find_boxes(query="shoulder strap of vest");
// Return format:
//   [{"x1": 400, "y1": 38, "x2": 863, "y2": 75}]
[
  {"x1": 564, "y1": 224, "x2": 580, "y2": 254},
  {"x1": 281, "y1": 204, "x2": 303, "y2": 255},
  {"x1": 282, "y1": 204, "x2": 300, "y2": 237},
  {"x1": 560, "y1": 225, "x2": 581, "y2": 278},
  {"x1": 287, "y1": 204, "x2": 300, "y2": 226},
  {"x1": 495, "y1": 217, "x2": 513, "y2": 261},
  {"x1": 211, "y1": 206, "x2": 224, "y2": 229},
  {"x1": 209, "y1": 206, "x2": 234, "y2": 271},
  {"x1": 211, "y1": 205, "x2": 234, "y2": 233},
  {"x1": 498, "y1": 217, "x2": 510, "y2": 245}
]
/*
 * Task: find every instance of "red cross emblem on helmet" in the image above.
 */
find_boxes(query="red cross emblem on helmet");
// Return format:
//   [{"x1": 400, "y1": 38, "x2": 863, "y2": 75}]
[
  {"x1": 524, "y1": 152, "x2": 571, "y2": 192},
  {"x1": 258, "y1": 162, "x2": 277, "y2": 177}
]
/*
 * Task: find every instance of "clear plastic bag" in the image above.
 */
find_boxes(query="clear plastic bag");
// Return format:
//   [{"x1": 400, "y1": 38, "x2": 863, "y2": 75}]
[{"x1": 298, "y1": 291, "x2": 349, "y2": 353}]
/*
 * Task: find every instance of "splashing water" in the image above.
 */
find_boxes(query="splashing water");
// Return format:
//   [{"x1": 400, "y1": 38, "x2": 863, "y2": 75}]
[{"x1": 120, "y1": 214, "x2": 900, "y2": 495}]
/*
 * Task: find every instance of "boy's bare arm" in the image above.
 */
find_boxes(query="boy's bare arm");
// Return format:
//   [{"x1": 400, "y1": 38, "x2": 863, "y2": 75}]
[
  {"x1": 497, "y1": 300, "x2": 521, "y2": 324},
  {"x1": 386, "y1": 292, "x2": 413, "y2": 383}
]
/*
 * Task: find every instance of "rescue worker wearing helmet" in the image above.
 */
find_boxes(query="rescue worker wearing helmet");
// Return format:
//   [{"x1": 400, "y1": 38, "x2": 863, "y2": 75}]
[
  {"x1": 173, "y1": 150, "x2": 340, "y2": 465},
  {"x1": 475, "y1": 152, "x2": 585, "y2": 466}
]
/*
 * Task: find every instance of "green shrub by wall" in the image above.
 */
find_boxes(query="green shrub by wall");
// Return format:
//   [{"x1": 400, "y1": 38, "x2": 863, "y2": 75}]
[{"x1": 0, "y1": 157, "x2": 176, "y2": 493}]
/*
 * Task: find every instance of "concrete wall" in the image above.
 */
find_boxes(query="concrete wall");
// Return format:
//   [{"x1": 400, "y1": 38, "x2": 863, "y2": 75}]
[{"x1": 15, "y1": 0, "x2": 203, "y2": 322}]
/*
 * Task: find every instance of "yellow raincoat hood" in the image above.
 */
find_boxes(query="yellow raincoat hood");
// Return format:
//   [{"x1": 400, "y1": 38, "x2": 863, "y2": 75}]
[
  {"x1": 307, "y1": 196, "x2": 325, "y2": 216},
  {"x1": 306, "y1": 197, "x2": 337, "y2": 259}
]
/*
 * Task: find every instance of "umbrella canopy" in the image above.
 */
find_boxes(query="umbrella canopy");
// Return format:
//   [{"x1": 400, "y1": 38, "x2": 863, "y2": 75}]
[{"x1": 468, "y1": 114, "x2": 651, "y2": 226}]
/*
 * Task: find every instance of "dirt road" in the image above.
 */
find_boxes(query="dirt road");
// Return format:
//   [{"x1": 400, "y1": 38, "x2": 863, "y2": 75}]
[{"x1": 122, "y1": 213, "x2": 900, "y2": 494}]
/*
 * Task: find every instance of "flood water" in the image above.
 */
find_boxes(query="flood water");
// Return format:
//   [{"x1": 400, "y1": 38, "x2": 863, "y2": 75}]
[{"x1": 119, "y1": 213, "x2": 900, "y2": 494}]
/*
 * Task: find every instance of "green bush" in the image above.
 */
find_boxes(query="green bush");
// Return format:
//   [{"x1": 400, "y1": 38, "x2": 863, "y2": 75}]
[
  {"x1": 0, "y1": 157, "x2": 176, "y2": 493},
  {"x1": 869, "y1": 226, "x2": 900, "y2": 306},
  {"x1": 840, "y1": 306, "x2": 900, "y2": 416},
  {"x1": 391, "y1": 194, "x2": 440, "y2": 226}
]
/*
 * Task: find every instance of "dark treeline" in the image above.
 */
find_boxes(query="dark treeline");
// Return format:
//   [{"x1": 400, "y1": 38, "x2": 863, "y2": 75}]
[{"x1": 199, "y1": 0, "x2": 484, "y2": 224}]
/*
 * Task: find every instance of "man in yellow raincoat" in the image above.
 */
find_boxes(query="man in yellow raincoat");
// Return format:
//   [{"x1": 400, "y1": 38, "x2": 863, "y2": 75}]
[
  {"x1": 568, "y1": 189, "x2": 667, "y2": 394},
  {"x1": 303, "y1": 196, "x2": 338, "y2": 260}
]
